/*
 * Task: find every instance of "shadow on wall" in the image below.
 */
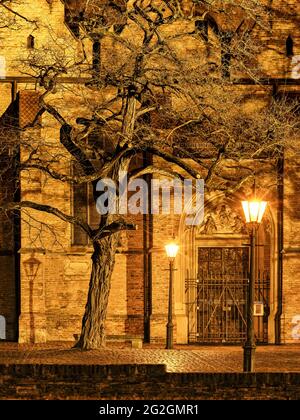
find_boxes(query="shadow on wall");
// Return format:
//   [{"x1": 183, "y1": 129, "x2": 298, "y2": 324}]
[{"x1": 0, "y1": 315, "x2": 5, "y2": 339}]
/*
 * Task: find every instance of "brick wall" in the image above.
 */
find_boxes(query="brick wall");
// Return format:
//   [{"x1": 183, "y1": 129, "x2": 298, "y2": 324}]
[
  {"x1": 0, "y1": 257, "x2": 17, "y2": 341},
  {"x1": 0, "y1": 364, "x2": 299, "y2": 400},
  {"x1": 0, "y1": 0, "x2": 76, "y2": 78},
  {"x1": 0, "y1": 98, "x2": 19, "y2": 342},
  {"x1": 282, "y1": 151, "x2": 300, "y2": 343},
  {"x1": 1, "y1": 0, "x2": 300, "y2": 346}
]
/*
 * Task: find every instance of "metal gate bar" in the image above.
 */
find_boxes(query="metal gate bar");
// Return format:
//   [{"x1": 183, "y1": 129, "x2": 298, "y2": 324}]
[{"x1": 185, "y1": 247, "x2": 270, "y2": 344}]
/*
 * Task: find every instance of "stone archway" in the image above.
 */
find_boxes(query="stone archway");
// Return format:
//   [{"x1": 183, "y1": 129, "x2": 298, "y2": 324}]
[{"x1": 175, "y1": 197, "x2": 277, "y2": 344}]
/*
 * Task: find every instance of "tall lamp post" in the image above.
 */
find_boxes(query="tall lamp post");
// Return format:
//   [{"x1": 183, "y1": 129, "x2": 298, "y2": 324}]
[
  {"x1": 165, "y1": 242, "x2": 179, "y2": 350},
  {"x1": 241, "y1": 200, "x2": 267, "y2": 372}
]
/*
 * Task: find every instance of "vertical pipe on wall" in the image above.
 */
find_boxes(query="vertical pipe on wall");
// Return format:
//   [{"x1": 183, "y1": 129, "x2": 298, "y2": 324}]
[
  {"x1": 143, "y1": 152, "x2": 152, "y2": 342},
  {"x1": 272, "y1": 83, "x2": 283, "y2": 345},
  {"x1": 275, "y1": 151, "x2": 284, "y2": 344},
  {"x1": 13, "y1": 88, "x2": 21, "y2": 341},
  {"x1": 11, "y1": 80, "x2": 17, "y2": 101}
]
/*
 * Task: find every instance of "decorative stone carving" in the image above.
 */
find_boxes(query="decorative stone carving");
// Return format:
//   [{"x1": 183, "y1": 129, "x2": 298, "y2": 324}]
[
  {"x1": 197, "y1": 204, "x2": 247, "y2": 235},
  {"x1": 202, "y1": 215, "x2": 217, "y2": 234},
  {"x1": 264, "y1": 220, "x2": 272, "y2": 235}
]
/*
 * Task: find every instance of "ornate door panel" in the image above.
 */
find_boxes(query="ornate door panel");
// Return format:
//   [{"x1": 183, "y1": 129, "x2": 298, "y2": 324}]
[{"x1": 185, "y1": 247, "x2": 270, "y2": 344}]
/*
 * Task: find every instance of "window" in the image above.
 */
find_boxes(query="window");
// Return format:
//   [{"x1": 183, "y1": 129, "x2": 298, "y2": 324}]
[
  {"x1": 286, "y1": 35, "x2": 294, "y2": 57},
  {"x1": 27, "y1": 35, "x2": 35, "y2": 49},
  {"x1": 72, "y1": 164, "x2": 100, "y2": 246}
]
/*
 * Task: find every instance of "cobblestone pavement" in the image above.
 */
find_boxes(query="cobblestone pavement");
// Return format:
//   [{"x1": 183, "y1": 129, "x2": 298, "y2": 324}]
[{"x1": 0, "y1": 342, "x2": 299, "y2": 372}]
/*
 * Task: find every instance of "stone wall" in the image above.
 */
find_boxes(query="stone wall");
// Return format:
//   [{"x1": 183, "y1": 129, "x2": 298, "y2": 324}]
[
  {"x1": 282, "y1": 151, "x2": 300, "y2": 343},
  {"x1": 0, "y1": 256, "x2": 17, "y2": 341},
  {"x1": 14, "y1": 88, "x2": 146, "y2": 343},
  {"x1": 0, "y1": 98, "x2": 20, "y2": 341},
  {"x1": 1, "y1": 0, "x2": 300, "y2": 346},
  {"x1": 0, "y1": 364, "x2": 299, "y2": 400},
  {"x1": 0, "y1": 0, "x2": 79, "y2": 78}
]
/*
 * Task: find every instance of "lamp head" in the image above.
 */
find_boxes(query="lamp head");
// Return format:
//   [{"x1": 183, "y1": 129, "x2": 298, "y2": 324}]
[
  {"x1": 165, "y1": 243, "x2": 179, "y2": 260},
  {"x1": 241, "y1": 200, "x2": 267, "y2": 224}
]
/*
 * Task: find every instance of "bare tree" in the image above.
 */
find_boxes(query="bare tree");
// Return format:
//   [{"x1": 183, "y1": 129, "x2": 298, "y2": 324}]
[
  {"x1": 0, "y1": 0, "x2": 299, "y2": 349},
  {"x1": 0, "y1": 0, "x2": 38, "y2": 27}
]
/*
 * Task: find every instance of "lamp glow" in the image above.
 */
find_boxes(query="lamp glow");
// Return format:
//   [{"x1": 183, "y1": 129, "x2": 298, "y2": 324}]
[
  {"x1": 242, "y1": 200, "x2": 267, "y2": 224},
  {"x1": 165, "y1": 243, "x2": 179, "y2": 259}
]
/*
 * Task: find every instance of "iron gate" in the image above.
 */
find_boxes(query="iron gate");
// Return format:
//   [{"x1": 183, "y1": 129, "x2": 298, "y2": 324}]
[{"x1": 185, "y1": 247, "x2": 270, "y2": 344}]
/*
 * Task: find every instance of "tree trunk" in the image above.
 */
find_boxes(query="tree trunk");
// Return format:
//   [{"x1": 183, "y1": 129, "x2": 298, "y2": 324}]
[
  {"x1": 76, "y1": 95, "x2": 137, "y2": 350},
  {"x1": 75, "y1": 235, "x2": 119, "y2": 350}
]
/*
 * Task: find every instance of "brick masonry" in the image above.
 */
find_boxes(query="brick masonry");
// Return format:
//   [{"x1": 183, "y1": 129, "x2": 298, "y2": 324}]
[
  {"x1": 0, "y1": 0, "x2": 300, "y2": 346},
  {"x1": 0, "y1": 364, "x2": 299, "y2": 400}
]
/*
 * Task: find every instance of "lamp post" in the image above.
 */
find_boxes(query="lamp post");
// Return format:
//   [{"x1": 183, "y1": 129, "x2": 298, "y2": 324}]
[
  {"x1": 165, "y1": 242, "x2": 179, "y2": 350},
  {"x1": 241, "y1": 200, "x2": 267, "y2": 372}
]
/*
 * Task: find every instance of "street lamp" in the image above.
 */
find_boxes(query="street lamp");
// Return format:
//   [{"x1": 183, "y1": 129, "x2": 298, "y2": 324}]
[
  {"x1": 241, "y1": 199, "x2": 267, "y2": 372},
  {"x1": 165, "y1": 242, "x2": 179, "y2": 350}
]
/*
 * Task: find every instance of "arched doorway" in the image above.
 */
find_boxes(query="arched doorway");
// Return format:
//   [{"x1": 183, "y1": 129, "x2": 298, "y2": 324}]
[{"x1": 180, "y1": 200, "x2": 274, "y2": 345}]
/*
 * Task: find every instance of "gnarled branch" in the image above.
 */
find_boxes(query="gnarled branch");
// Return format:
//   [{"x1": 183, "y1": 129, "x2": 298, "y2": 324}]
[
  {"x1": 1, "y1": 200, "x2": 92, "y2": 237},
  {"x1": 92, "y1": 221, "x2": 137, "y2": 240},
  {"x1": 143, "y1": 145, "x2": 202, "y2": 179}
]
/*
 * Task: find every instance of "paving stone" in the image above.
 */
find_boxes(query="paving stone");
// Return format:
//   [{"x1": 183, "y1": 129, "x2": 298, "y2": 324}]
[{"x1": 0, "y1": 342, "x2": 299, "y2": 373}]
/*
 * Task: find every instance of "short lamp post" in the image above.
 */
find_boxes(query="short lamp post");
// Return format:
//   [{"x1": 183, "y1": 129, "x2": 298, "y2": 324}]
[
  {"x1": 241, "y1": 200, "x2": 267, "y2": 372},
  {"x1": 165, "y1": 242, "x2": 179, "y2": 350}
]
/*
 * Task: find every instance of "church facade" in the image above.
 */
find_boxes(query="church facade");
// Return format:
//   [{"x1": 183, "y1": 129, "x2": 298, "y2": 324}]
[{"x1": 0, "y1": 0, "x2": 300, "y2": 346}]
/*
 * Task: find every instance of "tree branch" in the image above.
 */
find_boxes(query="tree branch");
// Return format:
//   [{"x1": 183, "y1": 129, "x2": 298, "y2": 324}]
[
  {"x1": 21, "y1": 147, "x2": 133, "y2": 184},
  {"x1": 92, "y1": 221, "x2": 137, "y2": 240},
  {"x1": 2, "y1": 200, "x2": 93, "y2": 237},
  {"x1": 205, "y1": 148, "x2": 224, "y2": 184},
  {"x1": 136, "y1": 106, "x2": 157, "y2": 119},
  {"x1": 143, "y1": 145, "x2": 202, "y2": 179},
  {"x1": 60, "y1": 124, "x2": 95, "y2": 175},
  {"x1": 0, "y1": 1, "x2": 37, "y2": 24},
  {"x1": 128, "y1": 165, "x2": 184, "y2": 180}
]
